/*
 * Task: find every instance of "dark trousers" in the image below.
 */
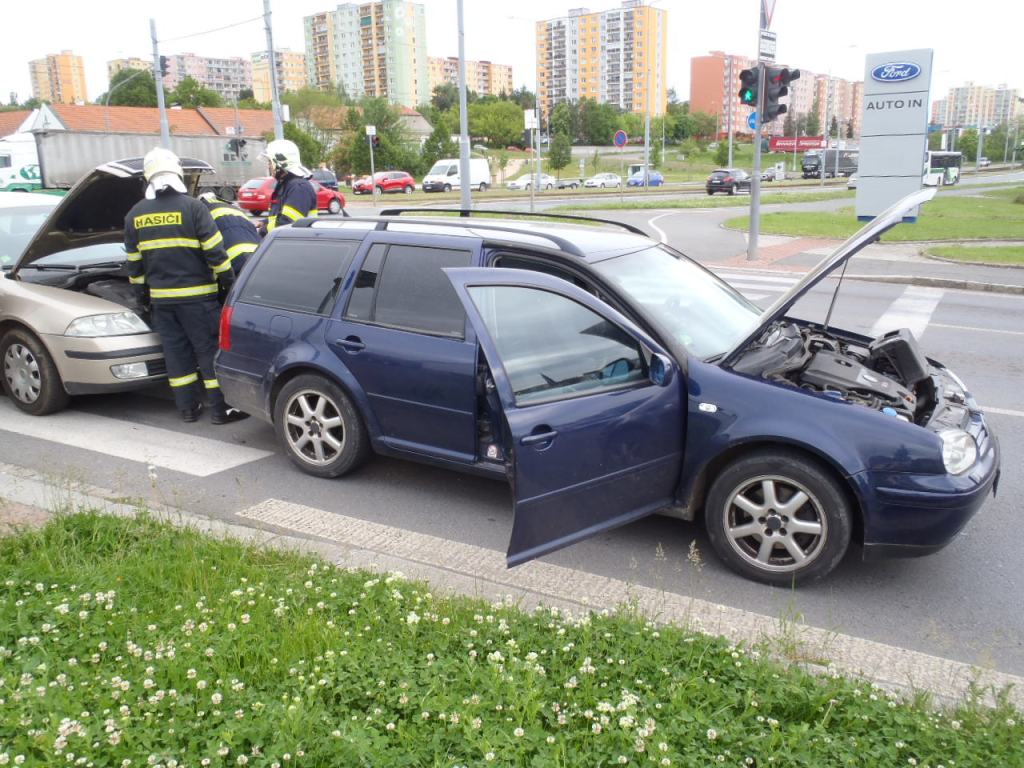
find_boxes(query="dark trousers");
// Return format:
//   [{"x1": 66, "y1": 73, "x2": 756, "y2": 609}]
[{"x1": 151, "y1": 299, "x2": 227, "y2": 413}]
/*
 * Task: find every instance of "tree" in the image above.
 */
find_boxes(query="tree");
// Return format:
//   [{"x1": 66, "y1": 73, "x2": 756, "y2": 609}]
[
  {"x1": 782, "y1": 111, "x2": 795, "y2": 138},
  {"x1": 169, "y1": 77, "x2": 224, "y2": 108},
  {"x1": 431, "y1": 82, "x2": 459, "y2": 113},
  {"x1": 549, "y1": 101, "x2": 581, "y2": 143},
  {"x1": 509, "y1": 86, "x2": 535, "y2": 110},
  {"x1": 97, "y1": 68, "x2": 162, "y2": 107},
  {"x1": 282, "y1": 122, "x2": 324, "y2": 167},
  {"x1": 690, "y1": 112, "x2": 717, "y2": 142},
  {"x1": 713, "y1": 141, "x2": 730, "y2": 167},
  {"x1": 579, "y1": 98, "x2": 620, "y2": 145},
  {"x1": 238, "y1": 88, "x2": 254, "y2": 102},
  {"x1": 829, "y1": 115, "x2": 839, "y2": 139},
  {"x1": 650, "y1": 138, "x2": 663, "y2": 169},
  {"x1": 548, "y1": 132, "x2": 572, "y2": 176},
  {"x1": 846, "y1": 119, "x2": 854, "y2": 139},
  {"x1": 957, "y1": 128, "x2": 979, "y2": 161},
  {"x1": 421, "y1": 113, "x2": 458, "y2": 169},
  {"x1": 468, "y1": 100, "x2": 523, "y2": 147},
  {"x1": 805, "y1": 95, "x2": 821, "y2": 136}
]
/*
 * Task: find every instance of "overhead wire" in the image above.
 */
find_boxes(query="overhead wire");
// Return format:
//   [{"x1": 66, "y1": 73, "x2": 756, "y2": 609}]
[{"x1": 159, "y1": 15, "x2": 263, "y2": 44}]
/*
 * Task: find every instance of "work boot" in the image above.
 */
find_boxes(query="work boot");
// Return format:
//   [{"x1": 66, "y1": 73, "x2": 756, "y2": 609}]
[
  {"x1": 211, "y1": 407, "x2": 249, "y2": 425},
  {"x1": 181, "y1": 404, "x2": 203, "y2": 423}
]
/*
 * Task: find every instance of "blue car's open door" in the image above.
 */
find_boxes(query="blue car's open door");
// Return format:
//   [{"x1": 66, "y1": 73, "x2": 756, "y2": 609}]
[{"x1": 445, "y1": 267, "x2": 686, "y2": 566}]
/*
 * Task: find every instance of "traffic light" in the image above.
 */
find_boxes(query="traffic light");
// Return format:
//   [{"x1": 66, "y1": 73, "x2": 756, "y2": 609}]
[
  {"x1": 738, "y1": 67, "x2": 760, "y2": 108},
  {"x1": 158, "y1": 55, "x2": 169, "y2": 78},
  {"x1": 371, "y1": 135, "x2": 380, "y2": 150},
  {"x1": 763, "y1": 67, "x2": 800, "y2": 122}
]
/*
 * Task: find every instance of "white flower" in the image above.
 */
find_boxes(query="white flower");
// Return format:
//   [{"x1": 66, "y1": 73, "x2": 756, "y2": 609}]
[
  {"x1": 386, "y1": 722, "x2": 396, "y2": 731},
  {"x1": 514, "y1": 727, "x2": 524, "y2": 737},
  {"x1": 406, "y1": 612, "x2": 420, "y2": 626},
  {"x1": 211, "y1": 693, "x2": 223, "y2": 705},
  {"x1": 707, "y1": 728, "x2": 718, "y2": 741},
  {"x1": 484, "y1": 753, "x2": 495, "y2": 762}
]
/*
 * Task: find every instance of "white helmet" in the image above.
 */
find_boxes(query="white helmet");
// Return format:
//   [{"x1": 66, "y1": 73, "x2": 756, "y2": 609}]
[
  {"x1": 143, "y1": 147, "x2": 183, "y2": 182},
  {"x1": 260, "y1": 139, "x2": 310, "y2": 178}
]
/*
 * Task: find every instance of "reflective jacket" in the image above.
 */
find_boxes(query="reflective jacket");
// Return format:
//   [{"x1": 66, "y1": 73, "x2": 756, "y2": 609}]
[
  {"x1": 266, "y1": 175, "x2": 318, "y2": 233},
  {"x1": 124, "y1": 191, "x2": 231, "y2": 303},
  {"x1": 199, "y1": 198, "x2": 261, "y2": 272}
]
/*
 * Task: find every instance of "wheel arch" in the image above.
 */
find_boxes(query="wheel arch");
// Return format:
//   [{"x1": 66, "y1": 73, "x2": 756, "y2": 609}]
[
  {"x1": 267, "y1": 362, "x2": 382, "y2": 442},
  {"x1": 684, "y1": 438, "x2": 866, "y2": 545}
]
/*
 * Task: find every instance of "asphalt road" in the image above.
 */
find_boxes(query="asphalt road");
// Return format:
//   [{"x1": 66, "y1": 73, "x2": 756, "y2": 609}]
[{"x1": 1, "y1": 273, "x2": 1020, "y2": 675}]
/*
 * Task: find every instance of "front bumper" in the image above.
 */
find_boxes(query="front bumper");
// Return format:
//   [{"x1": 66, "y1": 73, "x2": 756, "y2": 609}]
[
  {"x1": 856, "y1": 415, "x2": 1000, "y2": 559},
  {"x1": 422, "y1": 182, "x2": 451, "y2": 192},
  {"x1": 46, "y1": 331, "x2": 166, "y2": 394}
]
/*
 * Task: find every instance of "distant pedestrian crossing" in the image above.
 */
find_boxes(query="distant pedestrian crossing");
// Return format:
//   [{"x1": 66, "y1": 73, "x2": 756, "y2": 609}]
[{"x1": 712, "y1": 270, "x2": 801, "y2": 301}]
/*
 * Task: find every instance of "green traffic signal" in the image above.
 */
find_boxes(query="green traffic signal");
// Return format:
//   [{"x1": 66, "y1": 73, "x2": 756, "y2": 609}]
[{"x1": 738, "y1": 67, "x2": 760, "y2": 108}]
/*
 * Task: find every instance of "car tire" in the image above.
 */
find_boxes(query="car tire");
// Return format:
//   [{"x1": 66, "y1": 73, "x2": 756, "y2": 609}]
[
  {"x1": 0, "y1": 328, "x2": 70, "y2": 416},
  {"x1": 404, "y1": 185, "x2": 414, "y2": 194},
  {"x1": 375, "y1": 185, "x2": 384, "y2": 195},
  {"x1": 443, "y1": 184, "x2": 452, "y2": 193},
  {"x1": 273, "y1": 374, "x2": 370, "y2": 479},
  {"x1": 707, "y1": 190, "x2": 714, "y2": 195},
  {"x1": 729, "y1": 184, "x2": 737, "y2": 196},
  {"x1": 545, "y1": 183, "x2": 553, "y2": 190},
  {"x1": 478, "y1": 182, "x2": 488, "y2": 192},
  {"x1": 328, "y1": 198, "x2": 342, "y2": 214},
  {"x1": 599, "y1": 183, "x2": 605, "y2": 188},
  {"x1": 704, "y1": 450, "x2": 852, "y2": 586}
]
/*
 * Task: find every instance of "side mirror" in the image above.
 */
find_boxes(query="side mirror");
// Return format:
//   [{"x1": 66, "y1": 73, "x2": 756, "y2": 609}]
[{"x1": 649, "y1": 353, "x2": 675, "y2": 387}]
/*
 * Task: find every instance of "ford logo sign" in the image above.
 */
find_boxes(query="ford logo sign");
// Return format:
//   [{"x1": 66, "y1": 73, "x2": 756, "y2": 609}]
[{"x1": 870, "y1": 62, "x2": 922, "y2": 83}]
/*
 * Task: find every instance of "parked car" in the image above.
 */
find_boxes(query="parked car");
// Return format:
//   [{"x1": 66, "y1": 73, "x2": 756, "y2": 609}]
[
  {"x1": 556, "y1": 177, "x2": 584, "y2": 189},
  {"x1": 506, "y1": 174, "x2": 555, "y2": 191},
  {"x1": 978, "y1": 157, "x2": 991, "y2": 168},
  {"x1": 706, "y1": 169, "x2": 752, "y2": 195},
  {"x1": 238, "y1": 177, "x2": 345, "y2": 215},
  {"x1": 0, "y1": 161, "x2": 187, "y2": 416},
  {"x1": 311, "y1": 167, "x2": 339, "y2": 190},
  {"x1": 761, "y1": 167, "x2": 784, "y2": 181},
  {"x1": 626, "y1": 170, "x2": 665, "y2": 187},
  {"x1": 584, "y1": 173, "x2": 622, "y2": 188},
  {"x1": 847, "y1": 174, "x2": 858, "y2": 190},
  {"x1": 353, "y1": 171, "x2": 416, "y2": 195},
  {"x1": 215, "y1": 188, "x2": 999, "y2": 586},
  {"x1": 422, "y1": 158, "x2": 490, "y2": 193}
]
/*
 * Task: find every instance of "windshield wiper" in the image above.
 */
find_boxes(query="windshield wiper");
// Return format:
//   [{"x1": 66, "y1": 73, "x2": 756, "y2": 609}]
[{"x1": 7, "y1": 263, "x2": 78, "y2": 271}]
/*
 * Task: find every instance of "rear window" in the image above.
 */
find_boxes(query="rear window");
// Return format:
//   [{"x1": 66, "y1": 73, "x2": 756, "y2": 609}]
[
  {"x1": 242, "y1": 178, "x2": 267, "y2": 189},
  {"x1": 239, "y1": 239, "x2": 358, "y2": 315}
]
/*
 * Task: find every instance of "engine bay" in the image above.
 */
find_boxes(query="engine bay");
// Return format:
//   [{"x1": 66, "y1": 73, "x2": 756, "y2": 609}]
[{"x1": 731, "y1": 321, "x2": 971, "y2": 429}]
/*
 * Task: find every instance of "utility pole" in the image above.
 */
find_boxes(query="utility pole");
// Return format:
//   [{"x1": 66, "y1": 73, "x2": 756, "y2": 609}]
[
  {"x1": 976, "y1": 124, "x2": 985, "y2": 171},
  {"x1": 535, "y1": 66, "x2": 542, "y2": 196},
  {"x1": 263, "y1": 0, "x2": 284, "y2": 140},
  {"x1": 747, "y1": 63, "x2": 764, "y2": 261},
  {"x1": 727, "y1": 55, "x2": 734, "y2": 167},
  {"x1": 456, "y1": 0, "x2": 471, "y2": 209},
  {"x1": 820, "y1": 76, "x2": 830, "y2": 188},
  {"x1": 151, "y1": 19, "x2": 170, "y2": 148}
]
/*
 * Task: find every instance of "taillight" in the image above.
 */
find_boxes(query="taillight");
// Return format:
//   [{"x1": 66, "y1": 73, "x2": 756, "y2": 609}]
[{"x1": 219, "y1": 305, "x2": 233, "y2": 351}]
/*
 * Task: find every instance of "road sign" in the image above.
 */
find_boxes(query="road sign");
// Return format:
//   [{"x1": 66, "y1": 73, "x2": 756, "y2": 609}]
[
  {"x1": 613, "y1": 130, "x2": 628, "y2": 147},
  {"x1": 758, "y1": 30, "x2": 777, "y2": 62},
  {"x1": 524, "y1": 110, "x2": 537, "y2": 130},
  {"x1": 365, "y1": 125, "x2": 376, "y2": 136},
  {"x1": 747, "y1": 112, "x2": 758, "y2": 131}
]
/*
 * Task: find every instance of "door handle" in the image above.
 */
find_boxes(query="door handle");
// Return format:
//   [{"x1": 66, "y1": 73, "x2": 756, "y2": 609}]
[
  {"x1": 520, "y1": 429, "x2": 558, "y2": 446},
  {"x1": 334, "y1": 336, "x2": 365, "y2": 352}
]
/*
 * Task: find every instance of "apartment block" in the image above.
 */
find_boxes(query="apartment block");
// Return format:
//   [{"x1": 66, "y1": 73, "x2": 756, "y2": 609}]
[
  {"x1": 252, "y1": 50, "x2": 308, "y2": 103},
  {"x1": 427, "y1": 57, "x2": 514, "y2": 98},
  {"x1": 162, "y1": 53, "x2": 253, "y2": 102},
  {"x1": 813, "y1": 75, "x2": 863, "y2": 138},
  {"x1": 107, "y1": 58, "x2": 150, "y2": 83},
  {"x1": 536, "y1": 1, "x2": 668, "y2": 119},
  {"x1": 934, "y1": 83, "x2": 1021, "y2": 128},
  {"x1": 303, "y1": 1, "x2": 429, "y2": 108},
  {"x1": 29, "y1": 50, "x2": 88, "y2": 104},
  {"x1": 690, "y1": 51, "x2": 757, "y2": 136}
]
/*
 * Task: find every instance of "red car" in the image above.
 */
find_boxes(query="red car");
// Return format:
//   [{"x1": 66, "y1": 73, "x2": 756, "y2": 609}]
[
  {"x1": 352, "y1": 170, "x2": 416, "y2": 195},
  {"x1": 237, "y1": 177, "x2": 345, "y2": 215}
]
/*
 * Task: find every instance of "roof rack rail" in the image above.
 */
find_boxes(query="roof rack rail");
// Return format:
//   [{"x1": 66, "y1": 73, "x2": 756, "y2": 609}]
[{"x1": 376, "y1": 207, "x2": 650, "y2": 238}]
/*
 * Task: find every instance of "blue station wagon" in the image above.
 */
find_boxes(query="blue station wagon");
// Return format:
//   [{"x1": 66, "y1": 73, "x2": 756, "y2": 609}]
[{"x1": 215, "y1": 190, "x2": 1000, "y2": 585}]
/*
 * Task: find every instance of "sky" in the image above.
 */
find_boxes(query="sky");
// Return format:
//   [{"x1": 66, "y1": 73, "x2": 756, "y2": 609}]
[{"x1": 3, "y1": 0, "x2": 1022, "y2": 107}]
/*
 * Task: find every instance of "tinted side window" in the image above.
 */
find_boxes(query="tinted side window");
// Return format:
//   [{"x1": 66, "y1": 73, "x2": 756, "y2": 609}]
[
  {"x1": 345, "y1": 243, "x2": 386, "y2": 321},
  {"x1": 468, "y1": 286, "x2": 647, "y2": 406},
  {"x1": 239, "y1": 239, "x2": 358, "y2": 315},
  {"x1": 374, "y1": 245, "x2": 471, "y2": 337}
]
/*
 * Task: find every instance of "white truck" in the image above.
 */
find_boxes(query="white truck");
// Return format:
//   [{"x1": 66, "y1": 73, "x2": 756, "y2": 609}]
[
  {"x1": 421, "y1": 157, "x2": 491, "y2": 192},
  {"x1": 0, "y1": 130, "x2": 267, "y2": 199}
]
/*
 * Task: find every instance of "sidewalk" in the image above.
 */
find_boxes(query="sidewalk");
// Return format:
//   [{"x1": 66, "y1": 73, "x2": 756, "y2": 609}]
[
  {"x1": 715, "y1": 237, "x2": 1024, "y2": 295},
  {"x1": 2, "y1": 461, "x2": 1021, "y2": 710}
]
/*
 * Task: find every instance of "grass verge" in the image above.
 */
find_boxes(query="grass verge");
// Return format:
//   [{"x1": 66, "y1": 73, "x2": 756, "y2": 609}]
[
  {"x1": 723, "y1": 186, "x2": 1024, "y2": 241},
  {"x1": 926, "y1": 245, "x2": 1024, "y2": 265},
  {"x1": 1, "y1": 514, "x2": 1020, "y2": 767},
  {"x1": 549, "y1": 189, "x2": 854, "y2": 212}
]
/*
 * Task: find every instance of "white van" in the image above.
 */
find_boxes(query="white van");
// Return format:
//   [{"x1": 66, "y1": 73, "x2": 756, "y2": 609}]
[
  {"x1": 0, "y1": 133, "x2": 42, "y2": 192},
  {"x1": 422, "y1": 157, "x2": 490, "y2": 193}
]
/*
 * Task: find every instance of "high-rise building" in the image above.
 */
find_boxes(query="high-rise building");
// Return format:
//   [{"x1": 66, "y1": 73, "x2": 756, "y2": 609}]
[
  {"x1": 303, "y1": 1, "x2": 429, "y2": 108},
  {"x1": 107, "y1": 58, "x2": 150, "y2": 84},
  {"x1": 813, "y1": 75, "x2": 863, "y2": 138},
  {"x1": 162, "y1": 53, "x2": 253, "y2": 102},
  {"x1": 29, "y1": 51, "x2": 88, "y2": 104},
  {"x1": 252, "y1": 50, "x2": 308, "y2": 103},
  {"x1": 935, "y1": 83, "x2": 1021, "y2": 128},
  {"x1": 689, "y1": 51, "x2": 757, "y2": 137},
  {"x1": 536, "y1": 1, "x2": 668, "y2": 119},
  {"x1": 427, "y1": 57, "x2": 513, "y2": 98}
]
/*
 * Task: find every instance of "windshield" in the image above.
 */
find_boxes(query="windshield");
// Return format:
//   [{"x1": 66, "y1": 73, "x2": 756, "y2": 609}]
[
  {"x1": 592, "y1": 246, "x2": 761, "y2": 359},
  {"x1": 0, "y1": 205, "x2": 56, "y2": 267},
  {"x1": 428, "y1": 162, "x2": 451, "y2": 176},
  {"x1": 242, "y1": 178, "x2": 267, "y2": 189}
]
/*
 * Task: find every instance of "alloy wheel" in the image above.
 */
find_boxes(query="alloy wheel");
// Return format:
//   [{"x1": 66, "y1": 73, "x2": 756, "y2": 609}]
[
  {"x1": 721, "y1": 475, "x2": 827, "y2": 573},
  {"x1": 284, "y1": 389, "x2": 346, "y2": 466},
  {"x1": 3, "y1": 342, "x2": 41, "y2": 404}
]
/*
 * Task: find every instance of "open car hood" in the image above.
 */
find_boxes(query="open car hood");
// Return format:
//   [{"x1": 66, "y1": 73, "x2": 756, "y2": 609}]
[
  {"x1": 11, "y1": 157, "x2": 214, "y2": 276},
  {"x1": 721, "y1": 186, "x2": 937, "y2": 366}
]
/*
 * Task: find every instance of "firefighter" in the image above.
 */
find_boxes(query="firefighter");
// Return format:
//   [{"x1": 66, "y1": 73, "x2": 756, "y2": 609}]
[
  {"x1": 258, "y1": 138, "x2": 318, "y2": 235},
  {"x1": 197, "y1": 191, "x2": 261, "y2": 274},
  {"x1": 124, "y1": 147, "x2": 248, "y2": 425}
]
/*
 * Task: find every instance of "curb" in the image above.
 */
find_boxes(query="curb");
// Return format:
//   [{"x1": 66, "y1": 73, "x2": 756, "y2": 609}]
[
  {"x1": 1, "y1": 461, "x2": 1020, "y2": 710},
  {"x1": 923, "y1": 254, "x2": 1024, "y2": 270}
]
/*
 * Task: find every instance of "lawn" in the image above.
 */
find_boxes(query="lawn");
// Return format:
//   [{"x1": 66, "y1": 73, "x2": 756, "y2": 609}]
[
  {"x1": 722, "y1": 187, "x2": 1024, "y2": 241},
  {"x1": 550, "y1": 189, "x2": 855, "y2": 212},
  {"x1": 927, "y1": 245, "x2": 1024, "y2": 265},
  {"x1": 1, "y1": 514, "x2": 1020, "y2": 767}
]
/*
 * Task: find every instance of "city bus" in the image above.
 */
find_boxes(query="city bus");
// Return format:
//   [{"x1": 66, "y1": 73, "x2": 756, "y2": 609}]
[{"x1": 923, "y1": 151, "x2": 962, "y2": 186}]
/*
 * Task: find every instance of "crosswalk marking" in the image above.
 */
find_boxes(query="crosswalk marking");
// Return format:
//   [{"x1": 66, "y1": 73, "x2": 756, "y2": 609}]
[
  {"x1": 869, "y1": 286, "x2": 945, "y2": 339},
  {"x1": 0, "y1": 400, "x2": 272, "y2": 478}
]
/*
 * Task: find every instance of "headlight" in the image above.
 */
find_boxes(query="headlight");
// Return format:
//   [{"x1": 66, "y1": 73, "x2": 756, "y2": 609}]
[
  {"x1": 940, "y1": 429, "x2": 977, "y2": 475},
  {"x1": 65, "y1": 312, "x2": 149, "y2": 337}
]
